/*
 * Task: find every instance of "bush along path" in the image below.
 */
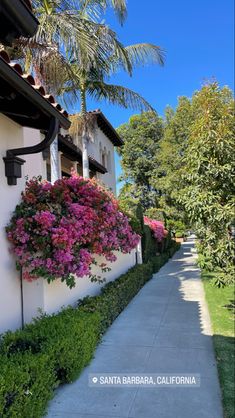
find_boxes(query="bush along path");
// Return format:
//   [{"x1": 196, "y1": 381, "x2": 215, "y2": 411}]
[
  {"x1": 45, "y1": 237, "x2": 223, "y2": 418},
  {"x1": 0, "y1": 241, "x2": 179, "y2": 418}
]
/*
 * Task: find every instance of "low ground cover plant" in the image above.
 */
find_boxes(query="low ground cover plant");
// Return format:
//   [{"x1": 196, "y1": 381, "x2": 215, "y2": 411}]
[{"x1": 0, "y1": 241, "x2": 180, "y2": 418}]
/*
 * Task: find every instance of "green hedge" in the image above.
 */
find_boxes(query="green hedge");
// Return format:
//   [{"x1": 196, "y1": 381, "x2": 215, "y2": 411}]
[
  {"x1": 78, "y1": 262, "x2": 153, "y2": 333},
  {"x1": 0, "y1": 309, "x2": 101, "y2": 418},
  {"x1": 142, "y1": 224, "x2": 157, "y2": 262},
  {"x1": 0, "y1": 241, "x2": 180, "y2": 418}
]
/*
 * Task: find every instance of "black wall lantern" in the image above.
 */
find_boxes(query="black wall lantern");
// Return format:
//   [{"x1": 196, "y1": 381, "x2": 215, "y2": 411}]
[
  {"x1": 3, "y1": 117, "x2": 59, "y2": 185},
  {"x1": 3, "y1": 155, "x2": 26, "y2": 186}
]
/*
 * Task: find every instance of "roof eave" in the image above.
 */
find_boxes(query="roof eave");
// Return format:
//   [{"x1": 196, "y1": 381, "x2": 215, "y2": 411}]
[
  {"x1": 0, "y1": 57, "x2": 70, "y2": 130},
  {"x1": 96, "y1": 112, "x2": 124, "y2": 146},
  {"x1": 0, "y1": 0, "x2": 39, "y2": 46}
]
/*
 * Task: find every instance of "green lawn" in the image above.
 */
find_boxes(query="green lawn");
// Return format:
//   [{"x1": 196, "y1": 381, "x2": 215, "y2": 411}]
[{"x1": 202, "y1": 271, "x2": 235, "y2": 418}]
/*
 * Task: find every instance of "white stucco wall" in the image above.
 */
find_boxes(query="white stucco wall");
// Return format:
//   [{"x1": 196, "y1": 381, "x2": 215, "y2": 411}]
[
  {"x1": 0, "y1": 118, "x2": 136, "y2": 333},
  {"x1": 0, "y1": 114, "x2": 25, "y2": 333},
  {"x1": 88, "y1": 126, "x2": 117, "y2": 194},
  {"x1": 23, "y1": 249, "x2": 137, "y2": 323},
  {"x1": 23, "y1": 128, "x2": 47, "y2": 179},
  {"x1": 0, "y1": 123, "x2": 50, "y2": 333}
]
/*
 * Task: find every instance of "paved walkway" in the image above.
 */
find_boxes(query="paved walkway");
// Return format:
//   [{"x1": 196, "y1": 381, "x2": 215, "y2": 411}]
[{"x1": 46, "y1": 238, "x2": 223, "y2": 418}]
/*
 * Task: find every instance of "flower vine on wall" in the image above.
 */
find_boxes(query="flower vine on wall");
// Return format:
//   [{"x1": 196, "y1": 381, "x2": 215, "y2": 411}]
[{"x1": 6, "y1": 173, "x2": 140, "y2": 288}]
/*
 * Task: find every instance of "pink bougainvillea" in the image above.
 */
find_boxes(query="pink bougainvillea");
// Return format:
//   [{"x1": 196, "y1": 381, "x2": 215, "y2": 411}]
[
  {"x1": 144, "y1": 216, "x2": 168, "y2": 242},
  {"x1": 6, "y1": 174, "x2": 140, "y2": 288}
]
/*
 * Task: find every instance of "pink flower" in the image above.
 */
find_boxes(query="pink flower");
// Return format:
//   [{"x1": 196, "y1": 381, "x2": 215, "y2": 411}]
[
  {"x1": 6, "y1": 175, "x2": 140, "y2": 287},
  {"x1": 34, "y1": 211, "x2": 56, "y2": 229},
  {"x1": 144, "y1": 216, "x2": 168, "y2": 242}
]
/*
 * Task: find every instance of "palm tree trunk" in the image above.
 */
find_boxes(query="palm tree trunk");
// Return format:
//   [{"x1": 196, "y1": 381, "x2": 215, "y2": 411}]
[
  {"x1": 50, "y1": 135, "x2": 60, "y2": 183},
  {"x1": 50, "y1": 80, "x2": 60, "y2": 183},
  {"x1": 80, "y1": 87, "x2": 90, "y2": 178}
]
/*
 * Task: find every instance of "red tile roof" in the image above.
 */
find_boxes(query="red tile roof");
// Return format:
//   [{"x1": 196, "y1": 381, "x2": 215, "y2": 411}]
[{"x1": 0, "y1": 49, "x2": 69, "y2": 119}]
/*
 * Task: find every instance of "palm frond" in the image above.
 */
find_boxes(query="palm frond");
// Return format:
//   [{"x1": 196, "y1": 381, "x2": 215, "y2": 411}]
[
  {"x1": 108, "y1": 43, "x2": 165, "y2": 75},
  {"x1": 77, "y1": 0, "x2": 127, "y2": 24},
  {"x1": 88, "y1": 81, "x2": 156, "y2": 112},
  {"x1": 108, "y1": 0, "x2": 127, "y2": 24},
  {"x1": 125, "y1": 43, "x2": 165, "y2": 67}
]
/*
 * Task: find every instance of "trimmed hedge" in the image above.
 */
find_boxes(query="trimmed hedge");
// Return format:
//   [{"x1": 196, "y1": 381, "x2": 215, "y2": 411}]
[
  {"x1": 142, "y1": 224, "x2": 157, "y2": 262},
  {"x1": 0, "y1": 241, "x2": 180, "y2": 418},
  {"x1": 0, "y1": 309, "x2": 101, "y2": 418},
  {"x1": 78, "y1": 262, "x2": 153, "y2": 333}
]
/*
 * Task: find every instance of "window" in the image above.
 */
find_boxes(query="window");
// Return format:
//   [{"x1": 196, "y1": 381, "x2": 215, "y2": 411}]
[
  {"x1": 102, "y1": 152, "x2": 106, "y2": 168},
  {"x1": 107, "y1": 150, "x2": 111, "y2": 172}
]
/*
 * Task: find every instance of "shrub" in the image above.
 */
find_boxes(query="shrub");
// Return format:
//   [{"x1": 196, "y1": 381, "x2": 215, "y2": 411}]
[
  {"x1": 145, "y1": 208, "x2": 166, "y2": 222},
  {"x1": 142, "y1": 224, "x2": 157, "y2": 262},
  {"x1": 1, "y1": 309, "x2": 101, "y2": 384},
  {"x1": 144, "y1": 216, "x2": 168, "y2": 242},
  {"x1": 0, "y1": 353, "x2": 56, "y2": 418},
  {"x1": 0, "y1": 242, "x2": 180, "y2": 417},
  {"x1": 79, "y1": 263, "x2": 153, "y2": 333},
  {"x1": 167, "y1": 219, "x2": 187, "y2": 233},
  {"x1": 175, "y1": 230, "x2": 185, "y2": 238}
]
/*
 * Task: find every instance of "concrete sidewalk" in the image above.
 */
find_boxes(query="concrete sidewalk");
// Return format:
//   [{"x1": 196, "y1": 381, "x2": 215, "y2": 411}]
[{"x1": 46, "y1": 239, "x2": 223, "y2": 418}]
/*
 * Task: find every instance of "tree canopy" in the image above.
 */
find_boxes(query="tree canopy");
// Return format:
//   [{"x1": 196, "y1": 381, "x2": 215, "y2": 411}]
[
  {"x1": 118, "y1": 83, "x2": 235, "y2": 285},
  {"x1": 179, "y1": 83, "x2": 235, "y2": 284},
  {"x1": 117, "y1": 112, "x2": 164, "y2": 209}
]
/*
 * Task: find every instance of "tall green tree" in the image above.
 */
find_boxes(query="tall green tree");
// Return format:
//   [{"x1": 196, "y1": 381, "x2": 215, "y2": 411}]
[
  {"x1": 151, "y1": 97, "x2": 193, "y2": 226},
  {"x1": 117, "y1": 112, "x2": 164, "y2": 209},
  {"x1": 180, "y1": 83, "x2": 235, "y2": 284}
]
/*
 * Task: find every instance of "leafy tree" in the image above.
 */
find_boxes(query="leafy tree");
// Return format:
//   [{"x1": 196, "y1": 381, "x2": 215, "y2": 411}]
[
  {"x1": 180, "y1": 83, "x2": 235, "y2": 285},
  {"x1": 117, "y1": 112, "x2": 164, "y2": 209},
  {"x1": 151, "y1": 97, "x2": 193, "y2": 227}
]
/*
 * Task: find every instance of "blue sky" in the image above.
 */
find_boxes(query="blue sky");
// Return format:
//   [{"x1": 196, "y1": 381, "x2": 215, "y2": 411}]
[{"x1": 75, "y1": 0, "x2": 234, "y2": 192}]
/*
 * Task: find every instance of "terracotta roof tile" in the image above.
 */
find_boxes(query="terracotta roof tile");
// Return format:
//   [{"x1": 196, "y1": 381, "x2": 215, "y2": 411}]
[{"x1": 0, "y1": 49, "x2": 69, "y2": 119}]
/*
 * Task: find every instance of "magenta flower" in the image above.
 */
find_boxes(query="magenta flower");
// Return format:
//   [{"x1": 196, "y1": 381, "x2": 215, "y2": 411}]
[
  {"x1": 6, "y1": 174, "x2": 140, "y2": 287},
  {"x1": 144, "y1": 216, "x2": 168, "y2": 242}
]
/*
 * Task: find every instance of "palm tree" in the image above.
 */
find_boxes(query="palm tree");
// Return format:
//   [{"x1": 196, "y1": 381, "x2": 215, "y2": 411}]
[
  {"x1": 9, "y1": 0, "x2": 129, "y2": 180},
  {"x1": 14, "y1": 0, "x2": 129, "y2": 90},
  {"x1": 64, "y1": 41, "x2": 164, "y2": 177},
  {"x1": 10, "y1": 0, "x2": 164, "y2": 179}
]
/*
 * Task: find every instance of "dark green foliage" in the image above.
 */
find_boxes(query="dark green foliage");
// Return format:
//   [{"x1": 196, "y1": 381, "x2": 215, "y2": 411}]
[
  {"x1": 180, "y1": 83, "x2": 235, "y2": 285},
  {"x1": 142, "y1": 224, "x2": 157, "y2": 262},
  {"x1": 117, "y1": 112, "x2": 164, "y2": 209},
  {"x1": 0, "y1": 310, "x2": 101, "y2": 418},
  {"x1": 145, "y1": 207, "x2": 166, "y2": 222},
  {"x1": 166, "y1": 219, "x2": 187, "y2": 234},
  {"x1": 0, "y1": 353, "x2": 56, "y2": 418},
  {"x1": 118, "y1": 197, "x2": 143, "y2": 234},
  {"x1": 79, "y1": 263, "x2": 153, "y2": 333},
  {"x1": 0, "y1": 242, "x2": 180, "y2": 418}
]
